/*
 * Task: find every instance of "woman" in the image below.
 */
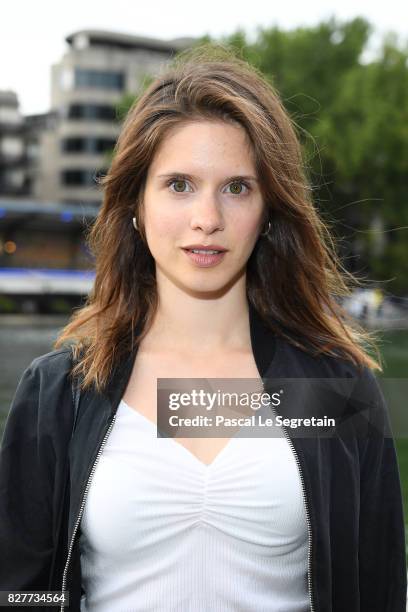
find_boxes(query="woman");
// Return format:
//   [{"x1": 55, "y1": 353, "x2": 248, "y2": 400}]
[{"x1": 0, "y1": 45, "x2": 406, "y2": 611}]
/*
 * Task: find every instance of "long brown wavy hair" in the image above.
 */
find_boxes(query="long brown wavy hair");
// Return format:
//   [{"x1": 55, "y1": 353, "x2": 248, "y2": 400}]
[{"x1": 54, "y1": 43, "x2": 382, "y2": 393}]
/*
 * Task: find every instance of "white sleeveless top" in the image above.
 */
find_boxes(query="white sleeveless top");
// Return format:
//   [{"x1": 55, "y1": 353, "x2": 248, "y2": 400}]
[{"x1": 79, "y1": 399, "x2": 310, "y2": 611}]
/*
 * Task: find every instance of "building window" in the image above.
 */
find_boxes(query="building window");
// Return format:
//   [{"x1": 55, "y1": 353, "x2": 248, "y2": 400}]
[
  {"x1": 94, "y1": 138, "x2": 116, "y2": 154},
  {"x1": 62, "y1": 138, "x2": 87, "y2": 153},
  {"x1": 97, "y1": 105, "x2": 117, "y2": 120},
  {"x1": 61, "y1": 168, "x2": 107, "y2": 186},
  {"x1": 67, "y1": 103, "x2": 117, "y2": 121},
  {"x1": 62, "y1": 137, "x2": 116, "y2": 155},
  {"x1": 74, "y1": 68, "x2": 124, "y2": 90},
  {"x1": 67, "y1": 104, "x2": 84, "y2": 119},
  {"x1": 61, "y1": 169, "x2": 92, "y2": 186}
]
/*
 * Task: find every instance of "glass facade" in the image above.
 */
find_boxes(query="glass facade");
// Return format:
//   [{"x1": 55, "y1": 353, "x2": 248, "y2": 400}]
[
  {"x1": 62, "y1": 137, "x2": 116, "y2": 154},
  {"x1": 67, "y1": 103, "x2": 117, "y2": 121},
  {"x1": 61, "y1": 168, "x2": 108, "y2": 186},
  {"x1": 74, "y1": 68, "x2": 124, "y2": 90}
]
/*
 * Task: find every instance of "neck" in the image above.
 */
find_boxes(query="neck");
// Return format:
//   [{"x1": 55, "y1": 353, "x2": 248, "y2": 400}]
[{"x1": 142, "y1": 277, "x2": 252, "y2": 355}]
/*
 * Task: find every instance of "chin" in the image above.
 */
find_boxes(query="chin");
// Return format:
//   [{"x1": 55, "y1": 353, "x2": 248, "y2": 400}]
[{"x1": 182, "y1": 269, "x2": 245, "y2": 296}]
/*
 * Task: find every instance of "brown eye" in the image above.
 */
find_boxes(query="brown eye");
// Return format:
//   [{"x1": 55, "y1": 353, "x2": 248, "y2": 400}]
[
  {"x1": 169, "y1": 179, "x2": 191, "y2": 193},
  {"x1": 230, "y1": 182, "x2": 242, "y2": 194},
  {"x1": 228, "y1": 181, "x2": 250, "y2": 195}
]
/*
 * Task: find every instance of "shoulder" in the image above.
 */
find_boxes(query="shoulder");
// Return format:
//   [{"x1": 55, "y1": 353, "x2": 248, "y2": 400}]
[
  {"x1": 10, "y1": 347, "x2": 73, "y2": 397},
  {"x1": 3, "y1": 347, "x2": 75, "y2": 451},
  {"x1": 29, "y1": 346, "x2": 73, "y2": 372},
  {"x1": 275, "y1": 333, "x2": 364, "y2": 379},
  {"x1": 274, "y1": 335, "x2": 385, "y2": 418},
  {"x1": 11, "y1": 347, "x2": 74, "y2": 414},
  {"x1": 22, "y1": 346, "x2": 74, "y2": 389},
  {"x1": 22, "y1": 347, "x2": 76, "y2": 410}
]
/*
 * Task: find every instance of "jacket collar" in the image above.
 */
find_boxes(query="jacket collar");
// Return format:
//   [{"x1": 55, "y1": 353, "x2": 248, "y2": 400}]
[{"x1": 104, "y1": 301, "x2": 277, "y2": 416}]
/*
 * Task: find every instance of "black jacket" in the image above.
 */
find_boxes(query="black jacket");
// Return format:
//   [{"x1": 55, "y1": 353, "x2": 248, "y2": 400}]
[{"x1": 0, "y1": 303, "x2": 407, "y2": 611}]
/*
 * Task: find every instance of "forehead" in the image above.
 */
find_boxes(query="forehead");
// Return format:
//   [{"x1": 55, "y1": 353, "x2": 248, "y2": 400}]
[{"x1": 149, "y1": 119, "x2": 256, "y2": 173}]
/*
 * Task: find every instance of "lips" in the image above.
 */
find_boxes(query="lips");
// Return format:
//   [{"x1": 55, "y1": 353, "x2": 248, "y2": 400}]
[
  {"x1": 182, "y1": 246, "x2": 227, "y2": 253},
  {"x1": 183, "y1": 249, "x2": 222, "y2": 254},
  {"x1": 182, "y1": 248, "x2": 227, "y2": 268}
]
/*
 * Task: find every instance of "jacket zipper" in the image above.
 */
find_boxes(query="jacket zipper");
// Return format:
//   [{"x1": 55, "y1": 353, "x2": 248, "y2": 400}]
[
  {"x1": 59, "y1": 413, "x2": 117, "y2": 611},
  {"x1": 60, "y1": 389, "x2": 316, "y2": 612},
  {"x1": 268, "y1": 389, "x2": 316, "y2": 612}
]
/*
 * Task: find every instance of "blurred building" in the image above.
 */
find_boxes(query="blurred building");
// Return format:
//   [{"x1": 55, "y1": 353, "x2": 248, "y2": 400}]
[
  {"x1": 0, "y1": 91, "x2": 27, "y2": 196},
  {"x1": 0, "y1": 31, "x2": 195, "y2": 296},
  {"x1": 40, "y1": 30, "x2": 195, "y2": 207},
  {"x1": 1, "y1": 31, "x2": 195, "y2": 208},
  {"x1": 24, "y1": 111, "x2": 58, "y2": 201}
]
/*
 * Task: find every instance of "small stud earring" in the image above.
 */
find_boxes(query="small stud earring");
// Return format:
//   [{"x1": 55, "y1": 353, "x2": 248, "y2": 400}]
[
  {"x1": 260, "y1": 220, "x2": 271, "y2": 237},
  {"x1": 132, "y1": 217, "x2": 138, "y2": 231}
]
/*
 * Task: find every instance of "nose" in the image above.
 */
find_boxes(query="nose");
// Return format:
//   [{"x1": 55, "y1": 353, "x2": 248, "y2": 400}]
[{"x1": 190, "y1": 191, "x2": 224, "y2": 233}]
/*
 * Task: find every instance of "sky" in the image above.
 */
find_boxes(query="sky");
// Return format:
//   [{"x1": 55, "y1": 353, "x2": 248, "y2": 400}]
[{"x1": 1, "y1": 0, "x2": 407, "y2": 116}]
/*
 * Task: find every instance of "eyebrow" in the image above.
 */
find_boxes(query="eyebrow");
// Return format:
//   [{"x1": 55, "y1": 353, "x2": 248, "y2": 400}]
[{"x1": 157, "y1": 172, "x2": 259, "y2": 182}]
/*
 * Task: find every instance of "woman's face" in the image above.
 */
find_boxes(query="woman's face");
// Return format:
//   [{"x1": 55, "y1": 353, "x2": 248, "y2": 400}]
[{"x1": 141, "y1": 119, "x2": 265, "y2": 296}]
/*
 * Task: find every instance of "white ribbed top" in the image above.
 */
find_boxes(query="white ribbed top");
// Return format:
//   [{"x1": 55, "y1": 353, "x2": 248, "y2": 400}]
[{"x1": 79, "y1": 399, "x2": 310, "y2": 611}]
